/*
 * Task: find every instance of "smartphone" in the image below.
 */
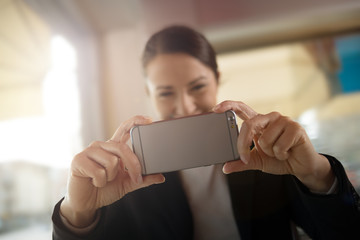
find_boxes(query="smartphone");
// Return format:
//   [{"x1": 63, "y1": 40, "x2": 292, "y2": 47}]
[{"x1": 130, "y1": 110, "x2": 239, "y2": 175}]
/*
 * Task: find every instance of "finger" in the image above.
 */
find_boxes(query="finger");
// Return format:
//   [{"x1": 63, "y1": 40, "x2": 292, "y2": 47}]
[
  {"x1": 223, "y1": 160, "x2": 253, "y2": 174},
  {"x1": 257, "y1": 114, "x2": 288, "y2": 158},
  {"x1": 272, "y1": 121, "x2": 305, "y2": 161},
  {"x1": 125, "y1": 174, "x2": 166, "y2": 195},
  {"x1": 86, "y1": 142, "x2": 120, "y2": 182},
  {"x1": 89, "y1": 141, "x2": 144, "y2": 184},
  {"x1": 116, "y1": 143, "x2": 144, "y2": 184},
  {"x1": 213, "y1": 100, "x2": 257, "y2": 120},
  {"x1": 72, "y1": 153, "x2": 107, "y2": 188},
  {"x1": 238, "y1": 112, "x2": 280, "y2": 163},
  {"x1": 142, "y1": 174, "x2": 166, "y2": 187},
  {"x1": 111, "y1": 115, "x2": 152, "y2": 143}
]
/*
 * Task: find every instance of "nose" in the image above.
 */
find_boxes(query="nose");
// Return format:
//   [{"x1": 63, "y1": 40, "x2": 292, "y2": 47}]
[{"x1": 175, "y1": 92, "x2": 197, "y2": 117}]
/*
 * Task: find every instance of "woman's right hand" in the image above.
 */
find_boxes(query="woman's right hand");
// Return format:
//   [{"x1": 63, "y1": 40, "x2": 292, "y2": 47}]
[{"x1": 60, "y1": 115, "x2": 165, "y2": 228}]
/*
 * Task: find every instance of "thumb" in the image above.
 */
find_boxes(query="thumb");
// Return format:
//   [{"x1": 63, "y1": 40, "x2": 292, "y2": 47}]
[
  {"x1": 222, "y1": 160, "x2": 254, "y2": 174},
  {"x1": 222, "y1": 148, "x2": 261, "y2": 174},
  {"x1": 127, "y1": 174, "x2": 166, "y2": 195},
  {"x1": 140, "y1": 174, "x2": 166, "y2": 187}
]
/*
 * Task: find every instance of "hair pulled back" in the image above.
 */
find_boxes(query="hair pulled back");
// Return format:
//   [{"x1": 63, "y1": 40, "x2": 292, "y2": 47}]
[{"x1": 142, "y1": 25, "x2": 219, "y2": 81}]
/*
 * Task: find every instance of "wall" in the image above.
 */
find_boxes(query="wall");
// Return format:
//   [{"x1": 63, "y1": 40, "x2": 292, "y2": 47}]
[
  {"x1": 100, "y1": 26, "x2": 155, "y2": 138},
  {"x1": 217, "y1": 43, "x2": 330, "y2": 118}
]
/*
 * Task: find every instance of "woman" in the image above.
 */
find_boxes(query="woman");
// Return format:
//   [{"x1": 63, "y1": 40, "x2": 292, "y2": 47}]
[{"x1": 53, "y1": 26, "x2": 360, "y2": 239}]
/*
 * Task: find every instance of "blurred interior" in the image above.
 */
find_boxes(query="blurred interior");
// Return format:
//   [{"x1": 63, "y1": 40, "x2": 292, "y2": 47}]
[{"x1": 0, "y1": 0, "x2": 359, "y2": 238}]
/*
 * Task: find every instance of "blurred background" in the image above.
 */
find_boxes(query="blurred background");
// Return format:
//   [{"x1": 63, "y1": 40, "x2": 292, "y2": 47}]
[{"x1": 0, "y1": 0, "x2": 359, "y2": 239}]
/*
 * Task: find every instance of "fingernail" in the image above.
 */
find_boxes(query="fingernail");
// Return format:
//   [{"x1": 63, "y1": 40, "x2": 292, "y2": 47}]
[
  {"x1": 213, "y1": 105, "x2": 220, "y2": 111},
  {"x1": 157, "y1": 176, "x2": 166, "y2": 184},
  {"x1": 222, "y1": 164, "x2": 231, "y2": 174}
]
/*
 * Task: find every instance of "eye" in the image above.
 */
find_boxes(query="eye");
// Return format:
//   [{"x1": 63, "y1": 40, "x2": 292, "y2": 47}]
[
  {"x1": 158, "y1": 91, "x2": 174, "y2": 97},
  {"x1": 191, "y1": 84, "x2": 206, "y2": 92}
]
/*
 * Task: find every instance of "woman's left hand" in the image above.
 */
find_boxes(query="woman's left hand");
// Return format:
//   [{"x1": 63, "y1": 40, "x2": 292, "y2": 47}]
[{"x1": 213, "y1": 100, "x2": 335, "y2": 192}]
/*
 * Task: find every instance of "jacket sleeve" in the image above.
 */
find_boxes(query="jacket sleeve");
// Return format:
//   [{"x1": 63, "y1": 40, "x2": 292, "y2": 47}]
[
  {"x1": 52, "y1": 198, "x2": 105, "y2": 240},
  {"x1": 289, "y1": 154, "x2": 360, "y2": 239}
]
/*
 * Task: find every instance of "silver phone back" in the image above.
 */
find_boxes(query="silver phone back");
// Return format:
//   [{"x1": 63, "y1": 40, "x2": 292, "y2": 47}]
[{"x1": 131, "y1": 111, "x2": 239, "y2": 175}]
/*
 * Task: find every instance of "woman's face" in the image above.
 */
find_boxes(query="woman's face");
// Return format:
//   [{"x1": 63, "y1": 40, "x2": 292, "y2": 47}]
[{"x1": 146, "y1": 53, "x2": 218, "y2": 120}]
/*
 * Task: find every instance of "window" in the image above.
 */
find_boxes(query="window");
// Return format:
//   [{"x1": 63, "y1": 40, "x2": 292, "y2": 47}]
[{"x1": 0, "y1": 35, "x2": 81, "y2": 238}]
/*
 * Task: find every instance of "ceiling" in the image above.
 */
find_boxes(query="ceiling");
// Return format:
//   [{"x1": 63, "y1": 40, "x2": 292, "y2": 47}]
[
  {"x1": 0, "y1": 0, "x2": 51, "y2": 119},
  {"x1": 74, "y1": 0, "x2": 142, "y2": 33},
  {"x1": 73, "y1": 0, "x2": 360, "y2": 52},
  {"x1": 2, "y1": 0, "x2": 360, "y2": 120},
  {"x1": 0, "y1": 0, "x2": 50, "y2": 88}
]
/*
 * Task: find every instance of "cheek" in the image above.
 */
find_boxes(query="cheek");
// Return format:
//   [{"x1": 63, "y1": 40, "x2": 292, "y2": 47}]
[
  {"x1": 152, "y1": 97, "x2": 175, "y2": 119},
  {"x1": 203, "y1": 95, "x2": 217, "y2": 110},
  {"x1": 200, "y1": 85, "x2": 217, "y2": 108}
]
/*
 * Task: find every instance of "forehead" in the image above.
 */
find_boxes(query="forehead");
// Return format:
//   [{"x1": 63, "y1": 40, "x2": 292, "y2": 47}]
[{"x1": 146, "y1": 53, "x2": 214, "y2": 86}]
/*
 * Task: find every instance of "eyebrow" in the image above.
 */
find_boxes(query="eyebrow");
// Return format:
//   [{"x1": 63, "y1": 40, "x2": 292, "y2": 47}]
[
  {"x1": 156, "y1": 85, "x2": 173, "y2": 90},
  {"x1": 188, "y1": 76, "x2": 206, "y2": 86},
  {"x1": 155, "y1": 76, "x2": 206, "y2": 91}
]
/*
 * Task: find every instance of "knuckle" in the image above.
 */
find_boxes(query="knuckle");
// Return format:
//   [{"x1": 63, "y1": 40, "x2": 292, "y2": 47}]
[
  {"x1": 273, "y1": 145, "x2": 287, "y2": 160},
  {"x1": 281, "y1": 116, "x2": 293, "y2": 124},
  {"x1": 241, "y1": 119, "x2": 251, "y2": 128},
  {"x1": 269, "y1": 111, "x2": 281, "y2": 118},
  {"x1": 284, "y1": 116, "x2": 292, "y2": 121},
  {"x1": 113, "y1": 142, "x2": 124, "y2": 149},
  {"x1": 273, "y1": 144, "x2": 284, "y2": 155},
  {"x1": 118, "y1": 142, "x2": 128, "y2": 152},
  {"x1": 73, "y1": 152, "x2": 83, "y2": 160},
  {"x1": 242, "y1": 119, "x2": 256, "y2": 132},
  {"x1": 118, "y1": 120, "x2": 127, "y2": 129},
  {"x1": 108, "y1": 155, "x2": 119, "y2": 168},
  {"x1": 89, "y1": 140, "x2": 101, "y2": 148},
  {"x1": 72, "y1": 152, "x2": 86, "y2": 166},
  {"x1": 94, "y1": 167, "x2": 106, "y2": 179},
  {"x1": 259, "y1": 135, "x2": 270, "y2": 147},
  {"x1": 234, "y1": 100, "x2": 244, "y2": 105},
  {"x1": 293, "y1": 121, "x2": 303, "y2": 130},
  {"x1": 131, "y1": 115, "x2": 147, "y2": 125},
  {"x1": 222, "y1": 100, "x2": 232, "y2": 105},
  {"x1": 290, "y1": 121, "x2": 305, "y2": 133}
]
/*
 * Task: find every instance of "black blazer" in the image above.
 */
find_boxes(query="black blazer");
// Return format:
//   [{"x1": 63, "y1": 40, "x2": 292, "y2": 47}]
[{"x1": 52, "y1": 155, "x2": 360, "y2": 239}]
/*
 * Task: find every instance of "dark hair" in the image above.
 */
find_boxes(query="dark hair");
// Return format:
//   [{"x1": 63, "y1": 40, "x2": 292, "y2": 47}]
[{"x1": 142, "y1": 25, "x2": 219, "y2": 81}]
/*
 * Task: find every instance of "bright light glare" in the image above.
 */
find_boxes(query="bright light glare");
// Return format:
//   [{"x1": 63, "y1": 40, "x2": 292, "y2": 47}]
[
  {"x1": 298, "y1": 108, "x2": 319, "y2": 140},
  {"x1": 43, "y1": 35, "x2": 80, "y2": 133},
  {"x1": 0, "y1": 35, "x2": 82, "y2": 168},
  {"x1": 51, "y1": 35, "x2": 77, "y2": 70},
  {"x1": 41, "y1": 35, "x2": 82, "y2": 168}
]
